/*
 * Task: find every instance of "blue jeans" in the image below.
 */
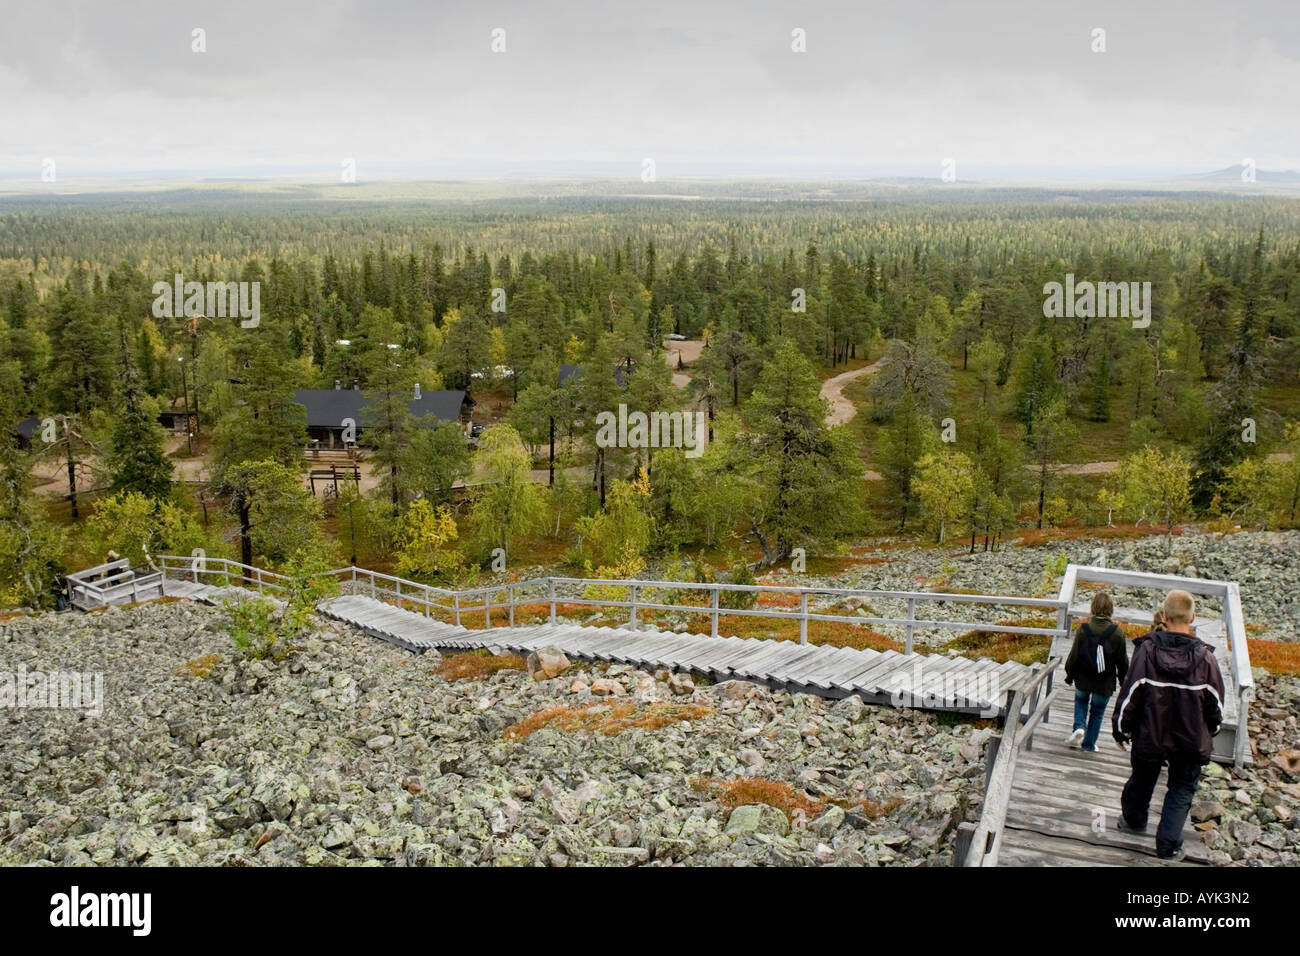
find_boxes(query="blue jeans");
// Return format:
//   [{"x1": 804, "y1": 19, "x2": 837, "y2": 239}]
[{"x1": 1073, "y1": 690, "x2": 1109, "y2": 749}]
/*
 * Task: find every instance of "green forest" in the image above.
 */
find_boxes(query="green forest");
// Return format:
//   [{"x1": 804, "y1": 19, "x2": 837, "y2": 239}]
[{"x1": 3, "y1": 186, "x2": 1300, "y2": 607}]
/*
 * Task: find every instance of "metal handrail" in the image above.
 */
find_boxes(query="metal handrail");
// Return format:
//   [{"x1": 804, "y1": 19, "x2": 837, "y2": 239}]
[
  {"x1": 959, "y1": 656, "x2": 1063, "y2": 867},
  {"x1": 151, "y1": 555, "x2": 1072, "y2": 649}
]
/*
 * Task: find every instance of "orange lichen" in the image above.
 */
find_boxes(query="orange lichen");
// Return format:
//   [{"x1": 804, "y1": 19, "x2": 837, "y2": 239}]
[
  {"x1": 1247, "y1": 639, "x2": 1300, "y2": 677},
  {"x1": 176, "y1": 653, "x2": 221, "y2": 677},
  {"x1": 693, "y1": 776, "x2": 903, "y2": 824},
  {"x1": 504, "y1": 701, "x2": 713, "y2": 740},
  {"x1": 436, "y1": 652, "x2": 528, "y2": 681}
]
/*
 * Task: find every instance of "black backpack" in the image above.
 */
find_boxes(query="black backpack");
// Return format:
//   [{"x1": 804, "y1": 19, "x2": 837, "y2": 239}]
[{"x1": 1077, "y1": 621, "x2": 1119, "y2": 675}]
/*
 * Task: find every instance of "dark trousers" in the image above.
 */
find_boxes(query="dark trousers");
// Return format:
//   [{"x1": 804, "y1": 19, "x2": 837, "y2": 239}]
[{"x1": 1120, "y1": 755, "x2": 1201, "y2": 857}]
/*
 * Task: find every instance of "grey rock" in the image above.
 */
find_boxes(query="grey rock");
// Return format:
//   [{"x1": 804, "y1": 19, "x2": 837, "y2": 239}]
[{"x1": 725, "y1": 804, "x2": 790, "y2": 837}]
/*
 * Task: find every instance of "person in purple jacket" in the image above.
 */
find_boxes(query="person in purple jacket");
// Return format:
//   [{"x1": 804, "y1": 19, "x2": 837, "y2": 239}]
[{"x1": 1112, "y1": 590, "x2": 1224, "y2": 862}]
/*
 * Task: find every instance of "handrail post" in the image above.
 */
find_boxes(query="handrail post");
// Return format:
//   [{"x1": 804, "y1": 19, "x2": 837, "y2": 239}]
[
  {"x1": 1236, "y1": 688, "x2": 1250, "y2": 768},
  {"x1": 711, "y1": 587, "x2": 719, "y2": 638},
  {"x1": 629, "y1": 584, "x2": 638, "y2": 631},
  {"x1": 548, "y1": 578, "x2": 556, "y2": 625},
  {"x1": 905, "y1": 598, "x2": 917, "y2": 654},
  {"x1": 1024, "y1": 666, "x2": 1040, "y2": 751},
  {"x1": 509, "y1": 584, "x2": 515, "y2": 627},
  {"x1": 799, "y1": 591, "x2": 809, "y2": 645},
  {"x1": 1053, "y1": 601, "x2": 1070, "y2": 731},
  {"x1": 396, "y1": 576, "x2": 402, "y2": 610},
  {"x1": 423, "y1": 584, "x2": 430, "y2": 618},
  {"x1": 453, "y1": 592, "x2": 461, "y2": 628},
  {"x1": 485, "y1": 589, "x2": 492, "y2": 629}
]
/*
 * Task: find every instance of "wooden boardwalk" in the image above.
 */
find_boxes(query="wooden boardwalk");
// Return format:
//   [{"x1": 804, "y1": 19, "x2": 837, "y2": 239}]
[
  {"x1": 318, "y1": 594, "x2": 1038, "y2": 714},
  {"x1": 161, "y1": 578, "x2": 274, "y2": 605},
  {"x1": 998, "y1": 694, "x2": 1206, "y2": 866}
]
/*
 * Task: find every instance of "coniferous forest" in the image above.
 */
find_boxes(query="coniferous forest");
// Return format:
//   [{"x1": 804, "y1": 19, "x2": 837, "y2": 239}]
[{"x1": 3, "y1": 184, "x2": 1300, "y2": 605}]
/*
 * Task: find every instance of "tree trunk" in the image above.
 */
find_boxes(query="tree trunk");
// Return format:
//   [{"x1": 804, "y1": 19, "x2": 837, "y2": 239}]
[
  {"x1": 1037, "y1": 466, "x2": 1047, "y2": 530},
  {"x1": 66, "y1": 444, "x2": 78, "y2": 520},
  {"x1": 190, "y1": 333, "x2": 200, "y2": 434},
  {"x1": 239, "y1": 499, "x2": 253, "y2": 569}
]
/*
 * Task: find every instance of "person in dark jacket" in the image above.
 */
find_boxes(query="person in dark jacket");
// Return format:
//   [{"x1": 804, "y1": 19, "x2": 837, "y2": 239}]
[
  {"x1": 1063, "y1": 591, "x2": 1128, "y2": 751},
  {"x1": 1113, "y1": 589, "x2": 1225, "y2": 861}
]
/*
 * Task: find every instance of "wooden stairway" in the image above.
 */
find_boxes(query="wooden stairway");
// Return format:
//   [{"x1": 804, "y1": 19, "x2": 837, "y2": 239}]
[
  {"x1": 318, "y1": 594, "x2": 1040, "y2": 716},
  {"x1": 998, "y1": 693, "x2": 1208, "y2": 866}
]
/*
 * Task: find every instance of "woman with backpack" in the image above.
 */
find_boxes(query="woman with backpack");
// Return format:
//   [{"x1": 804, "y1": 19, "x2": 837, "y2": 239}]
[{"x1": 1063, "y1": 591, "x2": 1129, "y2": 752}]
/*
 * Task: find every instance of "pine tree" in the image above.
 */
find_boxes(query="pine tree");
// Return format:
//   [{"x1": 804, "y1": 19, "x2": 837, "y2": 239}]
[
  {"x1": 1089, "y1": 342, "x2": 1112, "y2": 423},
  {"x1": 1011, "y1": 335, "x2": 1061, "y2": 433},
  {"x1": 108, "y1": 323, "x2": 173, "y2": 502},
  {"x1": 876, "y1": 389, "x2": 941, "y2": 532},
  {"x1": 742, "y1": 340, "x2": 865, "y2": 566},
  {"x1": 1026, "y1": 398, "x2": 1078, "y2": 529}
]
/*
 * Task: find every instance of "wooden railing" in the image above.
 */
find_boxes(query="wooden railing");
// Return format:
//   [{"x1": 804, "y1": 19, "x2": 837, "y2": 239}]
[
  {"x1": 1058, "y1": 564, "x2": 1253, "y2": 768},
  {"x1": 154, "y1": 554, "x2": 294, "y2": 596},
  {"x1": 146, "y1": 557, "x2": 1073, "y2": 648},
  {"x1": 955, "y1": 657, "x2": 1063, "y2": 867},
  {"x1": 67, "y1": 559, "x2": 165, "y2": 610}
]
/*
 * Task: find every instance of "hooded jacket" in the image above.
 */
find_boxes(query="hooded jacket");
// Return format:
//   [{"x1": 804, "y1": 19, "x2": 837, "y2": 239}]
[{"x1": 1112, "y1": 629, "x2": 1224, "y2": 764}]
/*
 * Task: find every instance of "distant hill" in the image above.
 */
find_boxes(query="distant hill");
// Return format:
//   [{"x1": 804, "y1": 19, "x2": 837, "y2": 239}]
[{"x1": 1188, "y1": 165, "x2": 1300, "y2": 184}]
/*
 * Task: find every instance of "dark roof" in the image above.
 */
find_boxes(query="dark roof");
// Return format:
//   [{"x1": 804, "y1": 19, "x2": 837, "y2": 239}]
[
  {"x1": 293, "y1": 389, "x2": 467, "y2": 429},
  {"x1": 409, "y1": 390, "x2": 471, "y2": 423},
  {"x1": 558, "y1": 364, "x2": 627, "y2": 387},
  {"x1": 16, "y1": 416, "x2": 40, "y2": 440}
]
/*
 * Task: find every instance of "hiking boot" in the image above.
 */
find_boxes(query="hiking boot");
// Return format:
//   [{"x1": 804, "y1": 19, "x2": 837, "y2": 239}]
[
  {"x1": 1066, "y1": 729, "x2": 1085, "y2": 748},
  {"x1": 1116, "y1": 815, "x2": 1147, "y2": 834},
  {"x1": 1158, "y1": 846, "x2": 1187, "y2": 863},
  {"x1": 1083, "y1": 744, "x2": 1099, "y2": 752}
]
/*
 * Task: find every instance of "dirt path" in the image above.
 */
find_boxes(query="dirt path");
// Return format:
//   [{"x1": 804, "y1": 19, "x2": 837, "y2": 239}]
[
  {"x1": 821, "y1": 358, "x2": 885, "y2": 426},
  {"x1": 666, "y1": 338, "x2": 884, "y2": 429},
  {"x1": 664, "y1": 338, "x2": 703, "y2": 389}
]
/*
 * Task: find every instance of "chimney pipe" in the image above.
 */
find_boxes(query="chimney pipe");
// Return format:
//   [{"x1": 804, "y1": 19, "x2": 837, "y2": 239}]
[
  {"x1": 414, "y1": 383, "x2": 422, "y2": 400},
  {"x1": 334, "y1": 380, "x2": 341, "y2": 390}
]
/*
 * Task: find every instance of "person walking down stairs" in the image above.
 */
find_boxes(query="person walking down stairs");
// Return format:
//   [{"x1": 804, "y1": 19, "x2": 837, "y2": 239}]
[
  {"x1": 1063, "y1": 591, "x2": 1128, "y2": 752},
  {"x1": 1112, "y1": 589, "x2": 1225, "y2": 862}
]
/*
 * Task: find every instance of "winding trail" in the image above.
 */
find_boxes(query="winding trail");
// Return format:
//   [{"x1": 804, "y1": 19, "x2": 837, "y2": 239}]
[{"x1": 821, "y1": 358, "x2": 885, "y2": 426}]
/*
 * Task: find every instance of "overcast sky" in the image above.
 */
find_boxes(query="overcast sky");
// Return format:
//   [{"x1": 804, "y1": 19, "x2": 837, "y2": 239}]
[{"x1": 1, "y1": 0, "x2": 1298, "y2": 181}]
